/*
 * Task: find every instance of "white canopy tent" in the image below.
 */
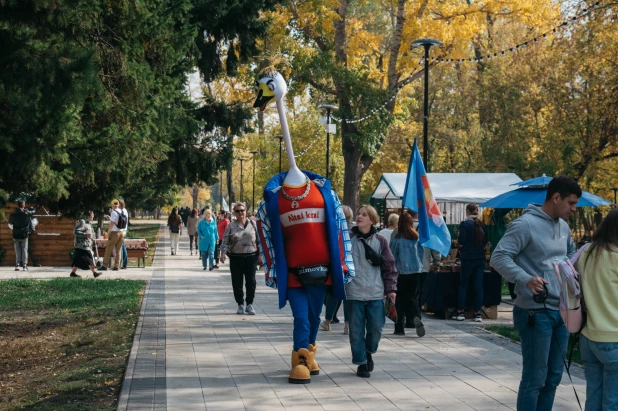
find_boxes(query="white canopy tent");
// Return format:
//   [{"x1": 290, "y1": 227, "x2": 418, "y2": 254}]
[{"x1": 370, "y1": 173, "x2": 522, "y2": 224}]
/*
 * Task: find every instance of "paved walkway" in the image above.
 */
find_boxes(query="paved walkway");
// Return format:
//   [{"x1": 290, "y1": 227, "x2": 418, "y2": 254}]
[{"x1": 0, "y1": 225, "x2": 587, "y2": 410}]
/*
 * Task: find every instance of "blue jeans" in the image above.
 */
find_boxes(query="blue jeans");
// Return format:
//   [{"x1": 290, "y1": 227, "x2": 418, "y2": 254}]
[
  {"x1": 324, "y1": 293, "x2": 348, "y2": 322},
  {"x1": 513, "y1": 305, "x2": 569, "y2": 411},
  {"x1": 580, "y1": 334, "x2": 618, "y2": 411},
  {"x1": 288, "y1": 285, "x2": 327, "y2": 351},
  {"x1": 201, "y1": 247, "x2": 214, "y2": 268},
  {"x1": 346, "y1": 299, "x2": 385, "y2": 365},
  {"x1": 458, "y1": 259, "x2": 485, "y2": 312},
  {"x1": 121, "y1": 242, "x2": 128, "y2": 268}
]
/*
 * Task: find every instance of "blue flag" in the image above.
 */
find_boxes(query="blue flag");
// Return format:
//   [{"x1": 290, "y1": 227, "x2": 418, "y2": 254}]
[{"x1": 401, "y1": 140, "x2": 452, "y2": 256}]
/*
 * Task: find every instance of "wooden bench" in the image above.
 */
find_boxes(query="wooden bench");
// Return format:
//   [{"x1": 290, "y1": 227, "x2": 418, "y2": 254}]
[{"x1": 95, "y1": 238, "x2": 148, "y2": 268}]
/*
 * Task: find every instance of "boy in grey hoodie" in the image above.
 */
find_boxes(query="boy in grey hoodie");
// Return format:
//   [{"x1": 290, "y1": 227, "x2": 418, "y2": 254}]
[{"x1": 491, "y1": 175, "x2": 581, "y2": 411}]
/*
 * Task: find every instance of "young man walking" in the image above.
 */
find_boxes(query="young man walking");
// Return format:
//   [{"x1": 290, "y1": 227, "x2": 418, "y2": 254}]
[{"x1": 491, "y1": 175, "x2": 581, "y2": 411}]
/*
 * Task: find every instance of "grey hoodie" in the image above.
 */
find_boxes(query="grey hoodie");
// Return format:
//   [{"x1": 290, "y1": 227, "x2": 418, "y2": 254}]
[{"x1": 490, "y1": 204, "x2": 576, "y2": 311}]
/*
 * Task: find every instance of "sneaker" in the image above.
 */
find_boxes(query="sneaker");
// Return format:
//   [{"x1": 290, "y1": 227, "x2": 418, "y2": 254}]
[
  {"x1": 366, "y1": 352, "x2": 374, "y2": 372},
  {"x1": 237, "y1": 305, "x2": 244, "y2": 315},
  {"x1": 15, "y1": 265, "x2": 20, "y2": 271},
  {"x1": 245, "y1": 304, "x2": 256, "y2": 315},
  {"x1": 22, "y1": 266, "x2": 28, "y2": 271},
  {"x1": 203, "y1": 267, "x2": 207, "y2": 270},
  {"x1": 70, "y1": 272, "x2": 81, "y2": 278},
  {"x1": 356, "y1": 364, "x2": 370, "y2": 378},
  {"x1": 452, "y1": 311, "x2": 465, "y2": 321},
  {"x1": 474, "y1": 312, "x2": 483, "y2": 322},
  {"x1": 93, "y1": 271, "x2": 102, "y2": 278},
  {"x1": 343, "y1": 324, "x2": 349, "y2": 335},
  {"x1": 99, "y1": 266, "x2": 108, "y2": 271},
  {"x1": 213, "y1": 265, "x2": 219, "y2": 270},
  {"x1": 121, "y1": 266, "x2": 127, "y2": 270},
  {"x1": 413, "y1": 317, "x2": 425, "y2": 338},
  {"x1": 319, "y1": 320, "x2": 331, "y2": 331},
  {"x1": 331, "y1": 317, "x2": 340, "y2": 324},
  {"x1": 209, "y1": 266, "x2": 214, "y2": 271},
  {"x1": 112, "y1": 267, "x2": 119, "y2": 271}
]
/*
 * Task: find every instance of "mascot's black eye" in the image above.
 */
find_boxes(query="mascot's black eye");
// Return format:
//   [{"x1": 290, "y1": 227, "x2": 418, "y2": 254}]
[{"x1": 254, "y1": 85, "x2": 259, "y2": 93}]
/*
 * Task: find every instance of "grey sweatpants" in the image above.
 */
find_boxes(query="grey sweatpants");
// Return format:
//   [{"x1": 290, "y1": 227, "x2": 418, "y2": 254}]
[{"x1": 14, "y1": 238, "x2": 28, "y2": 267}]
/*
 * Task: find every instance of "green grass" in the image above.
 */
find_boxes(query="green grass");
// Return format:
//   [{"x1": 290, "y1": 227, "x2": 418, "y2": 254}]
[
  {"x1": 485, "y1": 325, "x2": 582, "y2": 365},
  {"x1": 0, "y1": 278, "x2": 146, "y2": 410}
]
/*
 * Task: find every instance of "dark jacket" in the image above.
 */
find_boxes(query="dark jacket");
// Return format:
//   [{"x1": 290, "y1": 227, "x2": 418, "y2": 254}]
[
  {"x1": 457, "y1": 217, "x2": 488, "y2": 261},
  {"x1": 9, "y1": 208, "x2": 32, "y2": 240}
]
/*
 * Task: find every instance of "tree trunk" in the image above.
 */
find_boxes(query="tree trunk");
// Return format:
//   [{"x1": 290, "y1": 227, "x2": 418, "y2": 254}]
[{"x1": 192, "y1": 184, "x2": 199, "y2": 210}]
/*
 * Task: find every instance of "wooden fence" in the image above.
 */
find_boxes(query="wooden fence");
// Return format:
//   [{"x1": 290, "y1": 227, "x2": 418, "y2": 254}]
[{"x1": 0, "y1": 203, "x2": 77, "y2": 267}]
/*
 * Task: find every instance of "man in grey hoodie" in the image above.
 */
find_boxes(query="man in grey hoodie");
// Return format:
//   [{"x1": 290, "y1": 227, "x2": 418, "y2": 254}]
[{"x1": 491, "y1": 175, "x2": 581, "y2": 411}]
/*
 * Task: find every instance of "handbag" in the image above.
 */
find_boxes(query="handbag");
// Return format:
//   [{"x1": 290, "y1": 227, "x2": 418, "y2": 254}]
[
  {"x1": 383, "y1": 296, "x2": 397, "y2": 322},
  {"x1": 359, "y1": 238, "x2": 382, "y2": 267},
  {"x1": 291, "y1": 265, "x2": 329, "y2": 286}
]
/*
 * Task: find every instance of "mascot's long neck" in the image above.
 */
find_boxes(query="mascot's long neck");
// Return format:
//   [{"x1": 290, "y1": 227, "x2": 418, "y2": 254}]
[{"x1": 277, "y1": 99, "x2": 305, "y2": 187}]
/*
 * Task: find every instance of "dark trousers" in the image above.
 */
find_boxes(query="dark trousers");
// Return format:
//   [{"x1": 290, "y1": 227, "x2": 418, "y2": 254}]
[
  {"x1": 214, "y1": 241, "x2": 220, "y2": 264},
  {"x1": 395, "y1": 274, "x2": 423, "y2": 332},
  {"x1": 458, "y1": 259, "x2": 485, "y2": 313},
  {"x1": 229, "y1": 254, "x2": 258, "y2": 305},
  {"x1": 188, "y1": 234, "x2": 198, "y2": 252}
]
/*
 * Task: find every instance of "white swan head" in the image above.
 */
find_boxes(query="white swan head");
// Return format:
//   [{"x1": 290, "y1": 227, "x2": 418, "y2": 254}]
[{"x1": 253, "y1": 69, "x2": 287, "y2": 112}]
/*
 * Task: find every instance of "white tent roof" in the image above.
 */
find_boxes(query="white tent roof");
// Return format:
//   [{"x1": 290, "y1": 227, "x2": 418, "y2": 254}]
[{"x1": 371, "y1": 173, "x2": 523, "y2": 204}]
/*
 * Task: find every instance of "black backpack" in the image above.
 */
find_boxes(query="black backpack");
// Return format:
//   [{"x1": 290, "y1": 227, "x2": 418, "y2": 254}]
[{"x1": 115, "y1": 210, "x2": 128, "y2": 229}]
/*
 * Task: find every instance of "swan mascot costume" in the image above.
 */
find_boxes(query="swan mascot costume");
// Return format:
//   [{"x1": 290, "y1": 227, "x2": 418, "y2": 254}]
[{"x1": 253, "y1": 68, "x2": 355, "y2": 384}]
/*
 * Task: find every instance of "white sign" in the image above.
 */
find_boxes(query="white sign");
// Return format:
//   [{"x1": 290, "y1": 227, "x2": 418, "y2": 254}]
[{"x1": 326, "y1": 124, "x2": 336, "y2": 134}]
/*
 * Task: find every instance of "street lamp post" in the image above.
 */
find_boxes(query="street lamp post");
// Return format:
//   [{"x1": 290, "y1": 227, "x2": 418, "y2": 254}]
[
  {"x1": 319, "y1": 105, "x2": 338, "y2": 179},
  {"x1": 612, "y1": 187, "x2": 618, "y2": 207},
  {"x1": 219, "y1": 170, "x2": 224, "y2": 212},
  {"x1": 411, "y1": 38, "x2": 442, "y2": 172},
  {"x1": 238, "y1": 158, "x2": 247, "y2": 203},
  {"x1": 275, "y1": 135, "x2": 284, "y2": 173},
  {"x1": 250, "y1": 151, "x2": 259, "y2": 212}
]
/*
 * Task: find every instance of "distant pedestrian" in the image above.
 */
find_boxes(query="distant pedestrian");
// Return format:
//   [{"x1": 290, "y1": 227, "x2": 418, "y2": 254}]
[
  {"x1": 346, "y1": 205, "x2": 398, "y2": 378},
  {"x1": 389, "y1": 210, "x2": 425, "y2": 336},
  {"x1": 214, "y1": 210, "x2": 229, "y2": 269},
  {"x1": 197, "y1": 209, "x2": 218, "y2": 271},
  {"x1": 8, "y1": 200, "x2": 34, "y2": 271},
  {"x1": 453, "y1": 204, "x2": 489, "y2": 322},
  {"x1": 380, "y1": 213, "x2": 399, "y2": 246},
  {"x1": 220, "y1": 202, "x2": 261, "y2": 316},
  {"x1": 187, "y1": 208, "x2": 199, "y2": 255},
  {"x1": 70, "y1": 212, "x2": 101, "y2": 278},
  {"x1": 574, "y1": 208, "x2": 618, "y2": 411},
  {"x1": 119, "y1": 199, "x2": 129, "y2": 269},
  {"x1": 167, "y1": 207, "x2": 182, "y2": 255},
  {"x1": 100, "y1": 199, "x2": 128, "y2": 271}
]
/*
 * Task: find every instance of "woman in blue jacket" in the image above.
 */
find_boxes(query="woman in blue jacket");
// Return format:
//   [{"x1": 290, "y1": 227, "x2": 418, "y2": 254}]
[
  {"x1": 389, "y1": 210, "x2": 425, "y2": 337},
  {"x1": 453, "y1": 204, "x2": 488, "y2": 322},
  {"x1": 197, "y1": 209, "x2": 218, "y2": 271}
]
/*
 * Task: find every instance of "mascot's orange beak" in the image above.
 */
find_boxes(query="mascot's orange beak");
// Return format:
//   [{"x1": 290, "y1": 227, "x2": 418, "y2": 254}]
[{"x1": 253, "y1": 82, "x2": 275, "y2": 112}]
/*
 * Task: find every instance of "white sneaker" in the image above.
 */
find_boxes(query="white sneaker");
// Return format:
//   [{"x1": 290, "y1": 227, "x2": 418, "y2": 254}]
[
  {"x1": 474, "y1": 314, "x2": 483, "y2": 322},
  {"x1": 319, "y1": 320, "x2": 331, "y2": 331},
  {"x1": 343, "y1": 324, "x2": 349, "y2": 335},
  {"x1": 245, "y1": 304, "x2": 256, "y2": 315},
  {"x1": 237, "y1": 305, "x2": 244, "y2": 315},
  {"x1": 452, "y1": 311, "x2": 465, "y2": 321}
]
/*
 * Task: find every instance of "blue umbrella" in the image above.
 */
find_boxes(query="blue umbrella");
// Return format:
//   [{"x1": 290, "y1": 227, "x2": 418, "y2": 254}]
[
  {"x1": 511, "y1": 174, "x2": 553, "y2": 187},
  {"x1": 480, "y1": 187, "x2": 613, "y2": 209}
]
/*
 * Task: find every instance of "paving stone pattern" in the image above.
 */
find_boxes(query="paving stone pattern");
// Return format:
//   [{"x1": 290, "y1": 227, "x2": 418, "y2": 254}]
[{"x1": 0, "y1": 224, "x2": 586, "y2": 410}]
